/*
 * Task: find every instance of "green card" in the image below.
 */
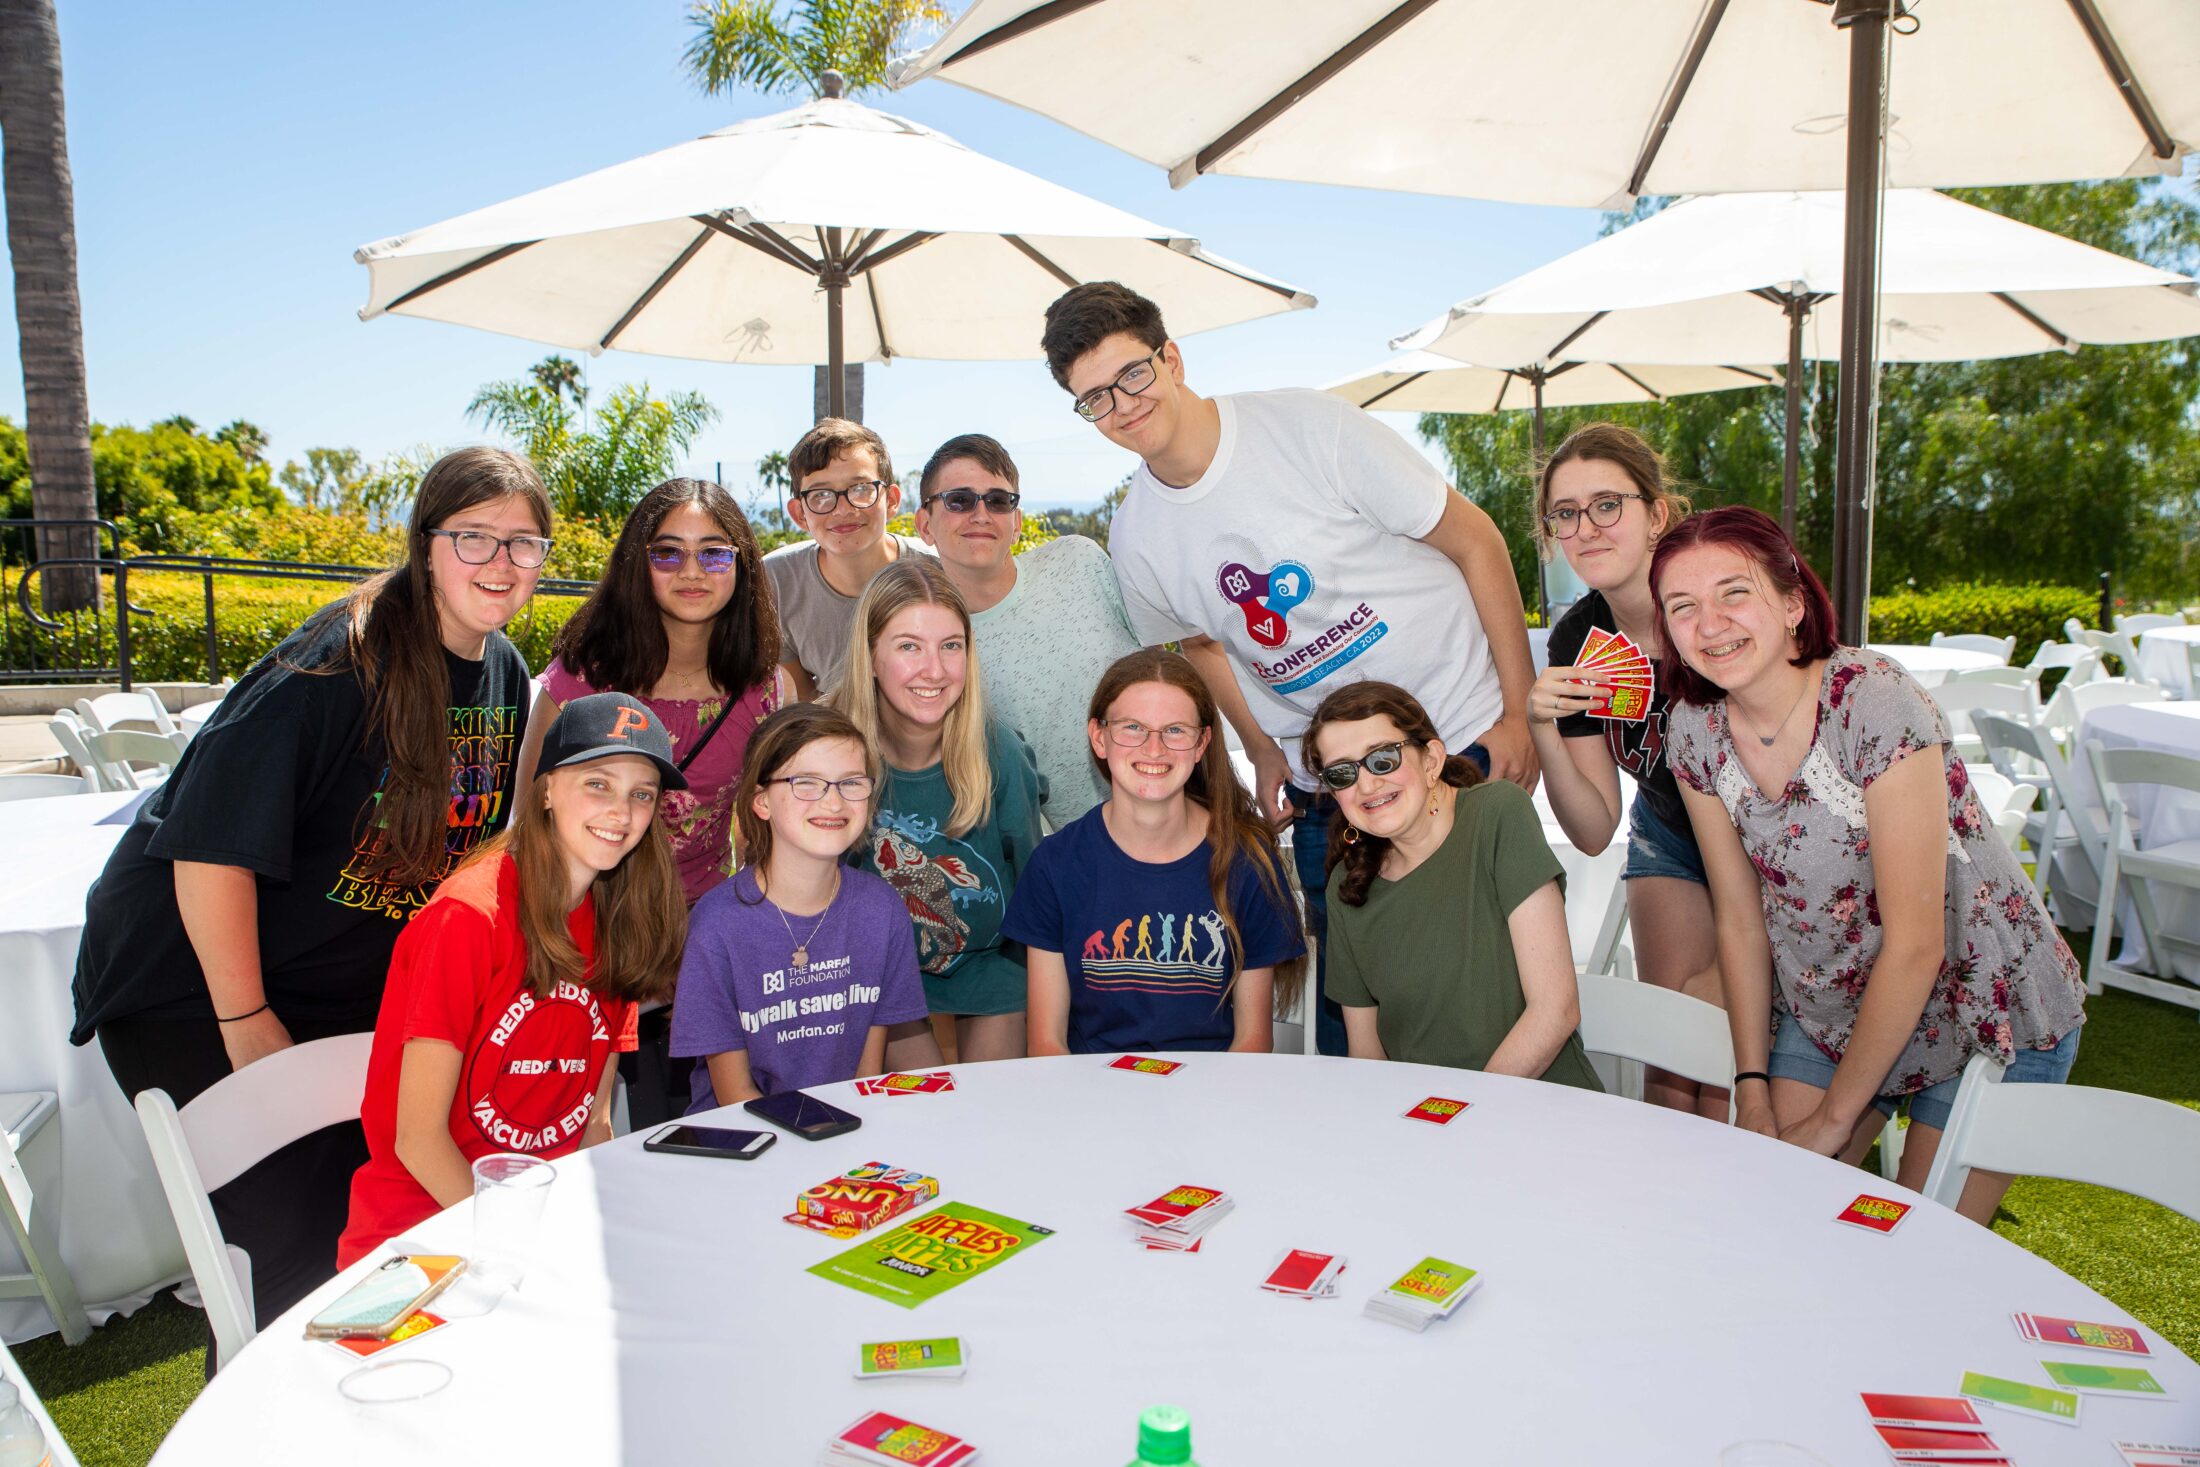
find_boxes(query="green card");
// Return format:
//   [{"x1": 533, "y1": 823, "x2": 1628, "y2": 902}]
[
  {"x1": 856, "y1": 1336, "x2": 966, "y2": 1378},
  {"x1": 1383, "y1": 1257, "x2": 1477, "y2": 1309},
  {"x1": 1960, "y1": 1370, "x2": 2082, "y2": 1425},
  {"x1": 810, "y1": 1201, "x2": 1053, "y2": 1309},
  {"x1": 2040, "y1": 1359, "x2": 2171, "y2": 1397}
]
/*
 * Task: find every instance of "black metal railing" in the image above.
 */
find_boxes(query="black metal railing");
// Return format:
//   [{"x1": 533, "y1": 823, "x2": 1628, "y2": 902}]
[{"x1": 2, "y1": 520, "x2": 592, "y2": 690}]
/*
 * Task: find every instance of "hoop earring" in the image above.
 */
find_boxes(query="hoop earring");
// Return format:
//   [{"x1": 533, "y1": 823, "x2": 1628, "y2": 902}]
[{"x1": 1341, "y1": 826, "x2": 1360, "y2": 846}]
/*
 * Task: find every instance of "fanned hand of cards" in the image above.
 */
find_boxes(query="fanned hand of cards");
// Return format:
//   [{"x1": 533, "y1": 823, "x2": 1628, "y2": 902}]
[
  {"x1": 1574, "y1": 627, "x2": 1653, "y2": 723},
  {"x1": 1125, "y1": 1184, "x2": 1232, "y2": 1252}
]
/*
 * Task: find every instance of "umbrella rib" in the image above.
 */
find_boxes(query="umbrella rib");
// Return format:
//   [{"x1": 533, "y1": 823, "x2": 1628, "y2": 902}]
[
  {"x1": 599, "y1": 225, "x2": 714, "y2": 352},
  {"x1": 849, "y1": 231, "x2": 943, "y2": 277},
  {"x1": 1727, "y1": 366, "x2": 1779, "y2": 384},
  {"x1": 1991, "y1": 292, "x2": 2078, "y2": 352},
  {"x1": 752, "y1": 220, "x2": 825, "y2": 274},
  {"x1": 937, "y1": 0, "x2": 1108, "y2": 66},
  {"x1": 866, "y1": 272, "x2": 894, "y2": 361},
  {"x1": 693, "y1": 214, "x2": 819, "y2": 276},
  {"x1": 1492, "y1": 374, "x2": 1515, "y2": 415},
  {"x1": 1360, "y1": 371, "x2": 1427, "y2": 410},
  {"x1": 1183, "y1": 0, "x2": 1440, "y2": 183},
  {"x1": 383, "y1": 240, "x2": 539, "y2": 312},
  {"x1": 1142, "y1": 237, "x2": 1307, "y2": 303},
  {"x1": 1542, "y1": 312, "x2": 1610, "y2": 361},
  {"x1": 1626, "y1": 0, "x2": 1734, "y2": 198},
  {"x1": 2062, "y1": 0, "x2": 2177, "y2": 161},
  {"x1": 1611, "y1": 364, "x2": 1664, "y2": 401},
  {"x1": 1004, "y1": 235, "x2": 1080, "y2": 289}
]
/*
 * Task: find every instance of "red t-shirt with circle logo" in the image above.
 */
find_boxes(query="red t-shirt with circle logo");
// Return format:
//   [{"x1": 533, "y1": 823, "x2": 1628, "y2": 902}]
[{"x1": 338, "y1": 853, "x2": 638, "y2": 1268}]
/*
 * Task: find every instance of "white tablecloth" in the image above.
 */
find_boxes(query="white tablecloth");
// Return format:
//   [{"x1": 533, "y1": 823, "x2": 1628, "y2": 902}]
[
  {"x1": 152, "y1": 1055, "x2": 2200, "y2": 1466},
  {"x1": 0, "y1": 791, "x2": 187, "y2": 1342},
  {"x1": 2070, "y1": 700, "x2": 2200, "y2": 981},
  {"x1": 2134, "y1": 625, "x2": 2200, "y2": 700},
  {"x1": 1868, "y1": 643, "x2": 2001, "y2": 687}
]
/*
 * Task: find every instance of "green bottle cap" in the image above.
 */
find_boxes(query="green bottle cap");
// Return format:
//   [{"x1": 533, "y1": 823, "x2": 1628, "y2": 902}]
[{"x1": 1137, "y1": 1404, "x2": 1193, "y2": 1465}]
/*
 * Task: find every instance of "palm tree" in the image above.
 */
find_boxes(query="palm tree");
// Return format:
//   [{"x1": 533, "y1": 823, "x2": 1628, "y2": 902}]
[
  {"x1": 681, "y1": 0, "x2": 947, "y2": 422},
  {"x1": 0, "y1": 0, "x2": 99, "y2": 611},
  {"x1": 529, "y1": 354, "x2": 587, "y2": 409}
]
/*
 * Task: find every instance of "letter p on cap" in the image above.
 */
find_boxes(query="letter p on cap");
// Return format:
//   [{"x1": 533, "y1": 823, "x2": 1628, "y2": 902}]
[{"x1": 609, "y1": 707, "x2": 648, "y2": 741}]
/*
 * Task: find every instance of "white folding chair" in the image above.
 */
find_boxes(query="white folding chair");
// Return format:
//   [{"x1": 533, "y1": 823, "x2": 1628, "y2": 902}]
[
  {"x1": 2024, "y1": 641, "x2": 2102, "y2": 693},
  {"x1": 134, "y1": 1033, "x2": 375, "y2": 1371},
  {"x1": 1929, "y1": 683, "x2": 2037, "y2": 767},
  {"x1": 1929, "y1": 631, "x2": 2015, "y2": 663},
  {"x1": 0, "y1": 1092, "x2": 90, "y2": 1346},
  {"x1": 2040, "y1": 678, "x2": 2163, "y2": 757},
  {"x1": 80, "y1": 729, "x2": 187, "y2": 792},
  {"x1": 2083, "y1": 741, "x2": 2200, "y2": 1016},
  {"x1": 44, "y1": 712, "x2": 110, "y2": 793},
  {"x1": 72, "y1": 690, "x2": 179, "y2": 739},
  {"x1": 0, "y1": 773, "x2": 90, "y2": 802},
  {"x1": 2062, "y1": 617, "x2": 2089, "y2": 645},
  {"x1": 1942, "y1": 666, "x2": 2038, "y2": 691},
  {"x1": 0, "y1": 1336, "x2": 84, "y2": 1467},
  {"x1": 1973, "y1": 713, "x2": 2105, "y2": 919},
  {"x1": 1574, "y1": 972, "x2": 1734, "y2": 1116},
  {"x1": 1921, "y1": 1053, "x2": 2200, "y2": 1221},
  {"x1": 1962, "y1": 766, "x2": 2039, "y2": 856},
  {"x1": 2114, "y1": 613, "x2": 2186, "y2": 638}
]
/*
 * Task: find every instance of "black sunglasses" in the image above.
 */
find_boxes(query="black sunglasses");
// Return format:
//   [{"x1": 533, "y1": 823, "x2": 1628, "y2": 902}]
[
  {"x1": 925, "y1": 488, "x2": 1021, "y2": 516},
  {"x1": 1317, "y1": 741, "x2": 1406, "y2": 791}
]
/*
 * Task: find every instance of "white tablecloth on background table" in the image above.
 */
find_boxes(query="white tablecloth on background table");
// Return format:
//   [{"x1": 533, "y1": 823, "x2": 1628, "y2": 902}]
[
  {"x1": 2069, "y1": 699, "x2": 2200, "y2": 982},
  {"x1": 2134, "y1": 625, "x2": 2200, "y2": 699},
  {"x1": 0, "y1": 791, "x2": 187, "y2": 1343},
  {"x1": 1868, "y1": 643, "x2": 2001, "y2": 687},
  {"x1": 152, "y1": 1054, "x2": 2200, "y2": 1466}
]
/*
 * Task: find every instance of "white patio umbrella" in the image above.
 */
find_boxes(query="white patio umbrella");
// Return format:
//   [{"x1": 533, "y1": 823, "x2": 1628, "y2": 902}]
[
  {"x1": 1391, "y1": 188, "x2": 2200, "y2": 533},
  {"x1": 895, "y1": 0, "x2": 2200, "y2": 634},
  {"x1": 355, "y1": 83, "x2": 1312, "y2": 420}
]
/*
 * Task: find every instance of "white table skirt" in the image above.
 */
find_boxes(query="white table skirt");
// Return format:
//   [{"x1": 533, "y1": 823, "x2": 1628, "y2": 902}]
[
  {"x1": 1868, "y1": 643, "x2": 2002, "y2": 687},
  {"x1": 2070, "y1": 700, "x2": 2200, "y2": 981},
  {"x1": 2134, "y1": 625, "x2": 2200, "y2": 700},
  {"x1": 0, "y1": 791, "x2": 187, "y2": 1343},
  {"x1": 152, "y1": 1055, "x2": 2200, "y2": 1466}
]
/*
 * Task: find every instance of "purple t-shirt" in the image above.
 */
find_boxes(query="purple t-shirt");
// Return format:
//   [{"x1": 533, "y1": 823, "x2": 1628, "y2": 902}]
[{"x1": 670, "y1": 865, "x2": 928, "y2": 1111}]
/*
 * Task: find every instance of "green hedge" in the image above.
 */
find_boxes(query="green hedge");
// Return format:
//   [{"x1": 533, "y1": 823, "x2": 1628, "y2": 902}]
[{"x1": 1865, "y1": 583, "x2": 2099, "y2": 657}]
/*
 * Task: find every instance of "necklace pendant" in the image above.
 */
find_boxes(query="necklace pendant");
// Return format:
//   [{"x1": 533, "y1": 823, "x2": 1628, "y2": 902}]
[
  {"x1": 792, "y1": 946, "x2": 808, "y2": 969},
  {"x1": 1757, "y1": 735, "x2": 1776, "y2": 747}
]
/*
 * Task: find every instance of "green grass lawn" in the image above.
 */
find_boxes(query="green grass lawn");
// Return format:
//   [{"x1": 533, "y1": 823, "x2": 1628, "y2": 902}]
[{"x1": 15, "y1": 986, "x2": 2200, "y2": 1467}]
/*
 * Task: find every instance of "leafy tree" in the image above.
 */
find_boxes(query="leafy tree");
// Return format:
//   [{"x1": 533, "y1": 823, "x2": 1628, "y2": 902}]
[
  {"x1": 1037, "y1": 473, "x2": 1133, "y2": 550},
  {"x1": 278, "y1": 446, "x2": 367, "y2": 512},
  {"x1": 214, "y1": 419, "x2": 270, "y2": 464},
  {"x1": 468, "y1": 358, "x2": 719, "y2": 520},
  {"x1": 529, "y1": 355, "x2": 586, "y2": 408}
]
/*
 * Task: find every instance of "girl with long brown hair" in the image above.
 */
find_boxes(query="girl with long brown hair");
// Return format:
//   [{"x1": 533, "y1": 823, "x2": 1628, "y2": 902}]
[
  {"x1": 1009, "y1": 649, "x2": 1304, "y2": 1055},
  {"x1": 338, "y1": 693, "x2": 687, "y2": 1267},
  {"x1": 670, "y1": 704, "x2": 930, "y2": 1109},
  {"x1": 74, "y1": 446, "x2": 550, "y2": 1345},
  {"x1": 831, "y1": 559, "x2": 1043, "y2": 1063},
  {"x1": 1303, "y1": 680, "x2": 1601, "y2": 1090}
]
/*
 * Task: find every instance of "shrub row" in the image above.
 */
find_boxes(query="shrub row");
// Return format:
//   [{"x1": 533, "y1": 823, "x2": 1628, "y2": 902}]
[{"x1": 1864, "y1": 583, "x2": 2100, "y2": 657}]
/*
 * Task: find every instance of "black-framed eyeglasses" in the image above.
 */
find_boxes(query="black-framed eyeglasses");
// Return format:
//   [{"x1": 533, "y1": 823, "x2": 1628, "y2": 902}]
[
  {"x1": 795, "y1": 480, "x2": 887, "y2": 515},
  {"x1": 1072, "y1": 349, "x2": 1165, "y2": 423},
  {"x1": 766, "y1": 774, "x2": 877, "y2": 803},
  {"x1": 1317, "y1": 741, "x2": 1406, "y2": 791},
  {"x1": 924, "y1": 488, "x2": 1021, "y2": 516},
  {"x1": 645, "y1": 544, "x2": 737, "y2": 574},
  {"x1": 1101, "y1": 717, "x2": 1204, "y2": 751},
  {"x1": 1542, "y1": 492, "x2": 1647, "y2": 539},
  {"x1": 425, "y1": 528, "x2": 553, "y2": 569}
]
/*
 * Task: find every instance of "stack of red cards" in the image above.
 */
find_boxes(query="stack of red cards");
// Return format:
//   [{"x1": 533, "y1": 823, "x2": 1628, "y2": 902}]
[
  {"x1": 821, "y1": 1410, "x2": 977, "y2": 1467},
  {"x1": 1107, "y1": 1055, "x2": 1183, "y2": 1076},
  {"x1": 1125, "y1": 1184, "x2": 1232, "y2": 1252},
  {"x1": 1573, "y1": 627, "x2": 1654, "y2": 722},
  {"x1": 2014, "y1": 1310, "x2": 2149, "y2": 1356},
  {"x1": 1261, "y1": 1249, "x2": 1346, "y2": 1299},
  {"x1": 1860, "y1": 1394, "x2": 2008, "y2": 1465},
  {"x1": 855, "y1": 1071, "x2": 956, "y2": 1097}
]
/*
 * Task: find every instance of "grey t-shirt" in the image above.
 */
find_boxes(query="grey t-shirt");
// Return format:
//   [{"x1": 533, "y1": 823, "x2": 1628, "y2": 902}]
[
  {"x1": 969, "y1": 535, "x2": 1143, "y2": 827},
  {"x1": 762, "y1": 535, "x2": 934, "y2": 695}
]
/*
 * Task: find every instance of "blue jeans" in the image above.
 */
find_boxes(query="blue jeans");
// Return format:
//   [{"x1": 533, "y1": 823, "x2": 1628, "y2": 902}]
[
  {"x1": 1768, "y1": 1012, "x2": 2082, "y2": 1132},
  {"x1": 1288, "y1": 742, "x2": 1490, "y2": 1057}
]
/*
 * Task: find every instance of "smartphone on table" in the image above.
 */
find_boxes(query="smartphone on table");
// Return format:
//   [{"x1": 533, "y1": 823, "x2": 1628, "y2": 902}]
[
  {"x1": 303, "y1": 1254, "x2": 467, "y2": 1341},
  {"x1": 643, "y1": 1124, "x2": 776, "y2": 1160},
  {"x1": 744, "y1": 1088, "x2": 862, "y2": 1140}
]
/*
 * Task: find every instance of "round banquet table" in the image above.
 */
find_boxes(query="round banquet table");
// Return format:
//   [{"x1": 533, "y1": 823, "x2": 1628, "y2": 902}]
[
  {"x1": 152, "y1": 1054, "x2": 2199, "y2": 1466},
  {"x1": 0, "y1": 789, "x2": 187, "y2": 1342},
  {"x1": 2134, "y1": 624, "x2": 2200, "y2": 700},
  {"x1": 2068, "y1": 698, "x2": 2200, "y2": 982},
  {"x1": 1867, "y1": 643, "x2": 2002, "y2": 687}
]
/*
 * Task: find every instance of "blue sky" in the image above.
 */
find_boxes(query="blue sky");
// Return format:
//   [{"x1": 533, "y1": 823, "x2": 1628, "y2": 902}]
[{"x1": 0, "y1": 1, "x2": 1613, "y2": 509}]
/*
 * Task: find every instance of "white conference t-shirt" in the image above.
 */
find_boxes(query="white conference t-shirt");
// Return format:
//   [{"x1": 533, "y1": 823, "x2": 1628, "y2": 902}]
[{"x1": 1108, "y1": 388, "x2": 1503, "y2": 789}]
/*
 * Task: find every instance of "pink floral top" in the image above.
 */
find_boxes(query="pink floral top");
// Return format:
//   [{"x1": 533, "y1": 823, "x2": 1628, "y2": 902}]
[
  {"x1": 1667, "y1": 647, "x2": 2084, "y2": 1095},
  {"x1": 540, "y1": 661, "x2": 779, "y2": 906}
]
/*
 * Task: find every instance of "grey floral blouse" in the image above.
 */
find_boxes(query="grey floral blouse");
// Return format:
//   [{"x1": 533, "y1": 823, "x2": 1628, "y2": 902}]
[{"x1": 1667, "y1": 647, "x2": 2085, "y2": 1095}]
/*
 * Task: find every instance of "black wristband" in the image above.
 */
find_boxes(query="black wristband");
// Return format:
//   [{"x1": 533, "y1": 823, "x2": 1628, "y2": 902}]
[
  {"x1": 216, "y1": 1002, "x2": 270, "y2": 1025},
  {"x1": 1732, "y1": 1070, "x2": 1772, "y2": 1088}
]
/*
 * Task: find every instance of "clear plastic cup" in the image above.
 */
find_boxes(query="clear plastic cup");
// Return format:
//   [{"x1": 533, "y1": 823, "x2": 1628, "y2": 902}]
[
  {"x1": 338, "y1": 1358, "x2": 453, "y2": 1406},
  {"x1": 469, "y1": 1153, "x2": 556, "y2": 1294}
]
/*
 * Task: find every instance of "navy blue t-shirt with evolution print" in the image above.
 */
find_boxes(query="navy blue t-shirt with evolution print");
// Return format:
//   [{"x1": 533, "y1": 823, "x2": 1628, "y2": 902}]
[{"x1": 1003, "y1": 805, "x2": 1304, "y2": 1054}]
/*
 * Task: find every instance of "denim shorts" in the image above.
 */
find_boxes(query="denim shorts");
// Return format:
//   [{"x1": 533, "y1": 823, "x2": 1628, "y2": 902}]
[
  {"x1": 1621, "y1": 788, "x2": 1707, "y2": 886},
  {"x1": 1767, "y1": 1011, "x2": 2082, "y2": 1131}
]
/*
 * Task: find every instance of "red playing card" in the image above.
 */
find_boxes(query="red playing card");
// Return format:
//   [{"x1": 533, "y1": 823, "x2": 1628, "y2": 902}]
[
  {"x1": 1403, "y1": 1096, "x2": 1470, "y2": 1125},
  {"x1": 1108, "y1": 1055, "x2": 1183, "y2": 1076},
  {"x1": 1126, "y1": 1185, "x2": 1227, "y2": 1229},
  {"x1": 1862, "y1": 1394, "x2": 1987, "y2": 1431},
  {"x1": 1836, "y1": 1194, "x2": 1913, "y2": 1233},
  {"x1": 1262, "y1": 1250, "x2": 1338, "y2": 1294},
  {"x1": 2015, "y1": 1312, "x2": 2150, "y2": 1355},
  {"x1": 1577, "y1": 627, "x2": 1617, "y2": 666},
  {"x1": 828, "y1": 1410, "x2": 978, "y2": 1467},
  {"x1": 1585, "y1": 683, "x2": 1652, "y2": 722},
  {"x1": 1874, "y1": 1424, "x2": 2006, "y2": 1460}
]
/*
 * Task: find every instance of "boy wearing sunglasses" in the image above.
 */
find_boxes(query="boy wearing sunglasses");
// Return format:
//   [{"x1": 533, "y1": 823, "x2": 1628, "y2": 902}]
[
  {"x1": 1041, "y1": 282, "x2": 1540, "y2": 1058},
  {"x1": 914, "y1": 434, "x2": 1141, "y2": 826},
  {"x1": 762, "y1": 417, "x2": 935, "y2": 699}
]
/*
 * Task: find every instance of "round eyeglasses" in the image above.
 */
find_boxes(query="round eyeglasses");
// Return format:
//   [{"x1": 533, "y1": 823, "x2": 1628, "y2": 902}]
[
  {"x1": 646, "y1": 545, "x2": 737, "y2": 574},
  {"x1": 425, "y1": 529, "x2": 552, "y2": 569},
  {"x1": 925, "y1": 488, "x2": 1021, "y2": 516},
  {"x1": 1542, "y1": 492, "x2": 1647, "y2": 539},
  {"x1": 1317, "y1": 741, "x2": 1405, "y2": 791},
  {"x1": 796, "y1": 480, "x2": 886, "y2": 515},
  {"x1": 766, "y1": 774, "x2": 876, "y2": 803},
  {"x1": 1101, "y1": 718, "x2": 1204, "y2": 751},
  {"x1": 1072, "y1": 349, "x2": 1165, "y2": 423}
]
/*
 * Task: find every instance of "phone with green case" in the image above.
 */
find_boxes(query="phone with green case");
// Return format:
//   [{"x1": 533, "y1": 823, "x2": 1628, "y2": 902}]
[{"x1": 303, "y1": 1254, "x2": 467, "y2": 1340}]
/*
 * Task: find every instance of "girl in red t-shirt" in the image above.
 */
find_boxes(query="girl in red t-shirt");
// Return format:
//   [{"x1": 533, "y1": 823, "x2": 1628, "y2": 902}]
[{"x1": 338, "y1": 694, "x2": 688, "y2": 1267}]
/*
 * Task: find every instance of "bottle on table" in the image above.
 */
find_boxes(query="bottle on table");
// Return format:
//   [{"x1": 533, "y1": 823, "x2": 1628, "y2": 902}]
[
  {"x1": 1126, "y1": 1403, "x2": 1198, "y2": 1467},
  {"x1": 0, "y1": 1381, "x2": 50, "y2": 1467}
]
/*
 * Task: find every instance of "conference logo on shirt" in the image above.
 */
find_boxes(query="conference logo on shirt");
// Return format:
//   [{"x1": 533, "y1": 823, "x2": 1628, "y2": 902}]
[
  {"x1": 1216, "y1": 558, "x2": 1313, "y2": 648},
  {"x1": 1212, "y1": 546, "x2": 1390, "y2": 695},
  {"x1": 464, "y1": 980, "x2": 614, "y2": 1152}
]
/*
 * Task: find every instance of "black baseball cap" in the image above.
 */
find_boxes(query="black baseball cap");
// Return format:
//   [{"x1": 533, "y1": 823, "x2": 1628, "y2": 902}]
[{"x1": 538, "y1": 693, "x2": 688, "y2": 791}]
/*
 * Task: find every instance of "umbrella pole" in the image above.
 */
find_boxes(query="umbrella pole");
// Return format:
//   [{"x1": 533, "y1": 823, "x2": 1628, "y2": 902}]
[
  {"x1": 1829, "y1": 0, "x2": 1893, "y2": 644},
  {"x1": 1782, "y1": 294, "x2": 1805, "y2": 540},
  {"x1": 1531, "y1": 372, "x2": 1550, "y2": 625},
  {"x1": 826, "y1": 277, "x2": 846, "y2": 420}
]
